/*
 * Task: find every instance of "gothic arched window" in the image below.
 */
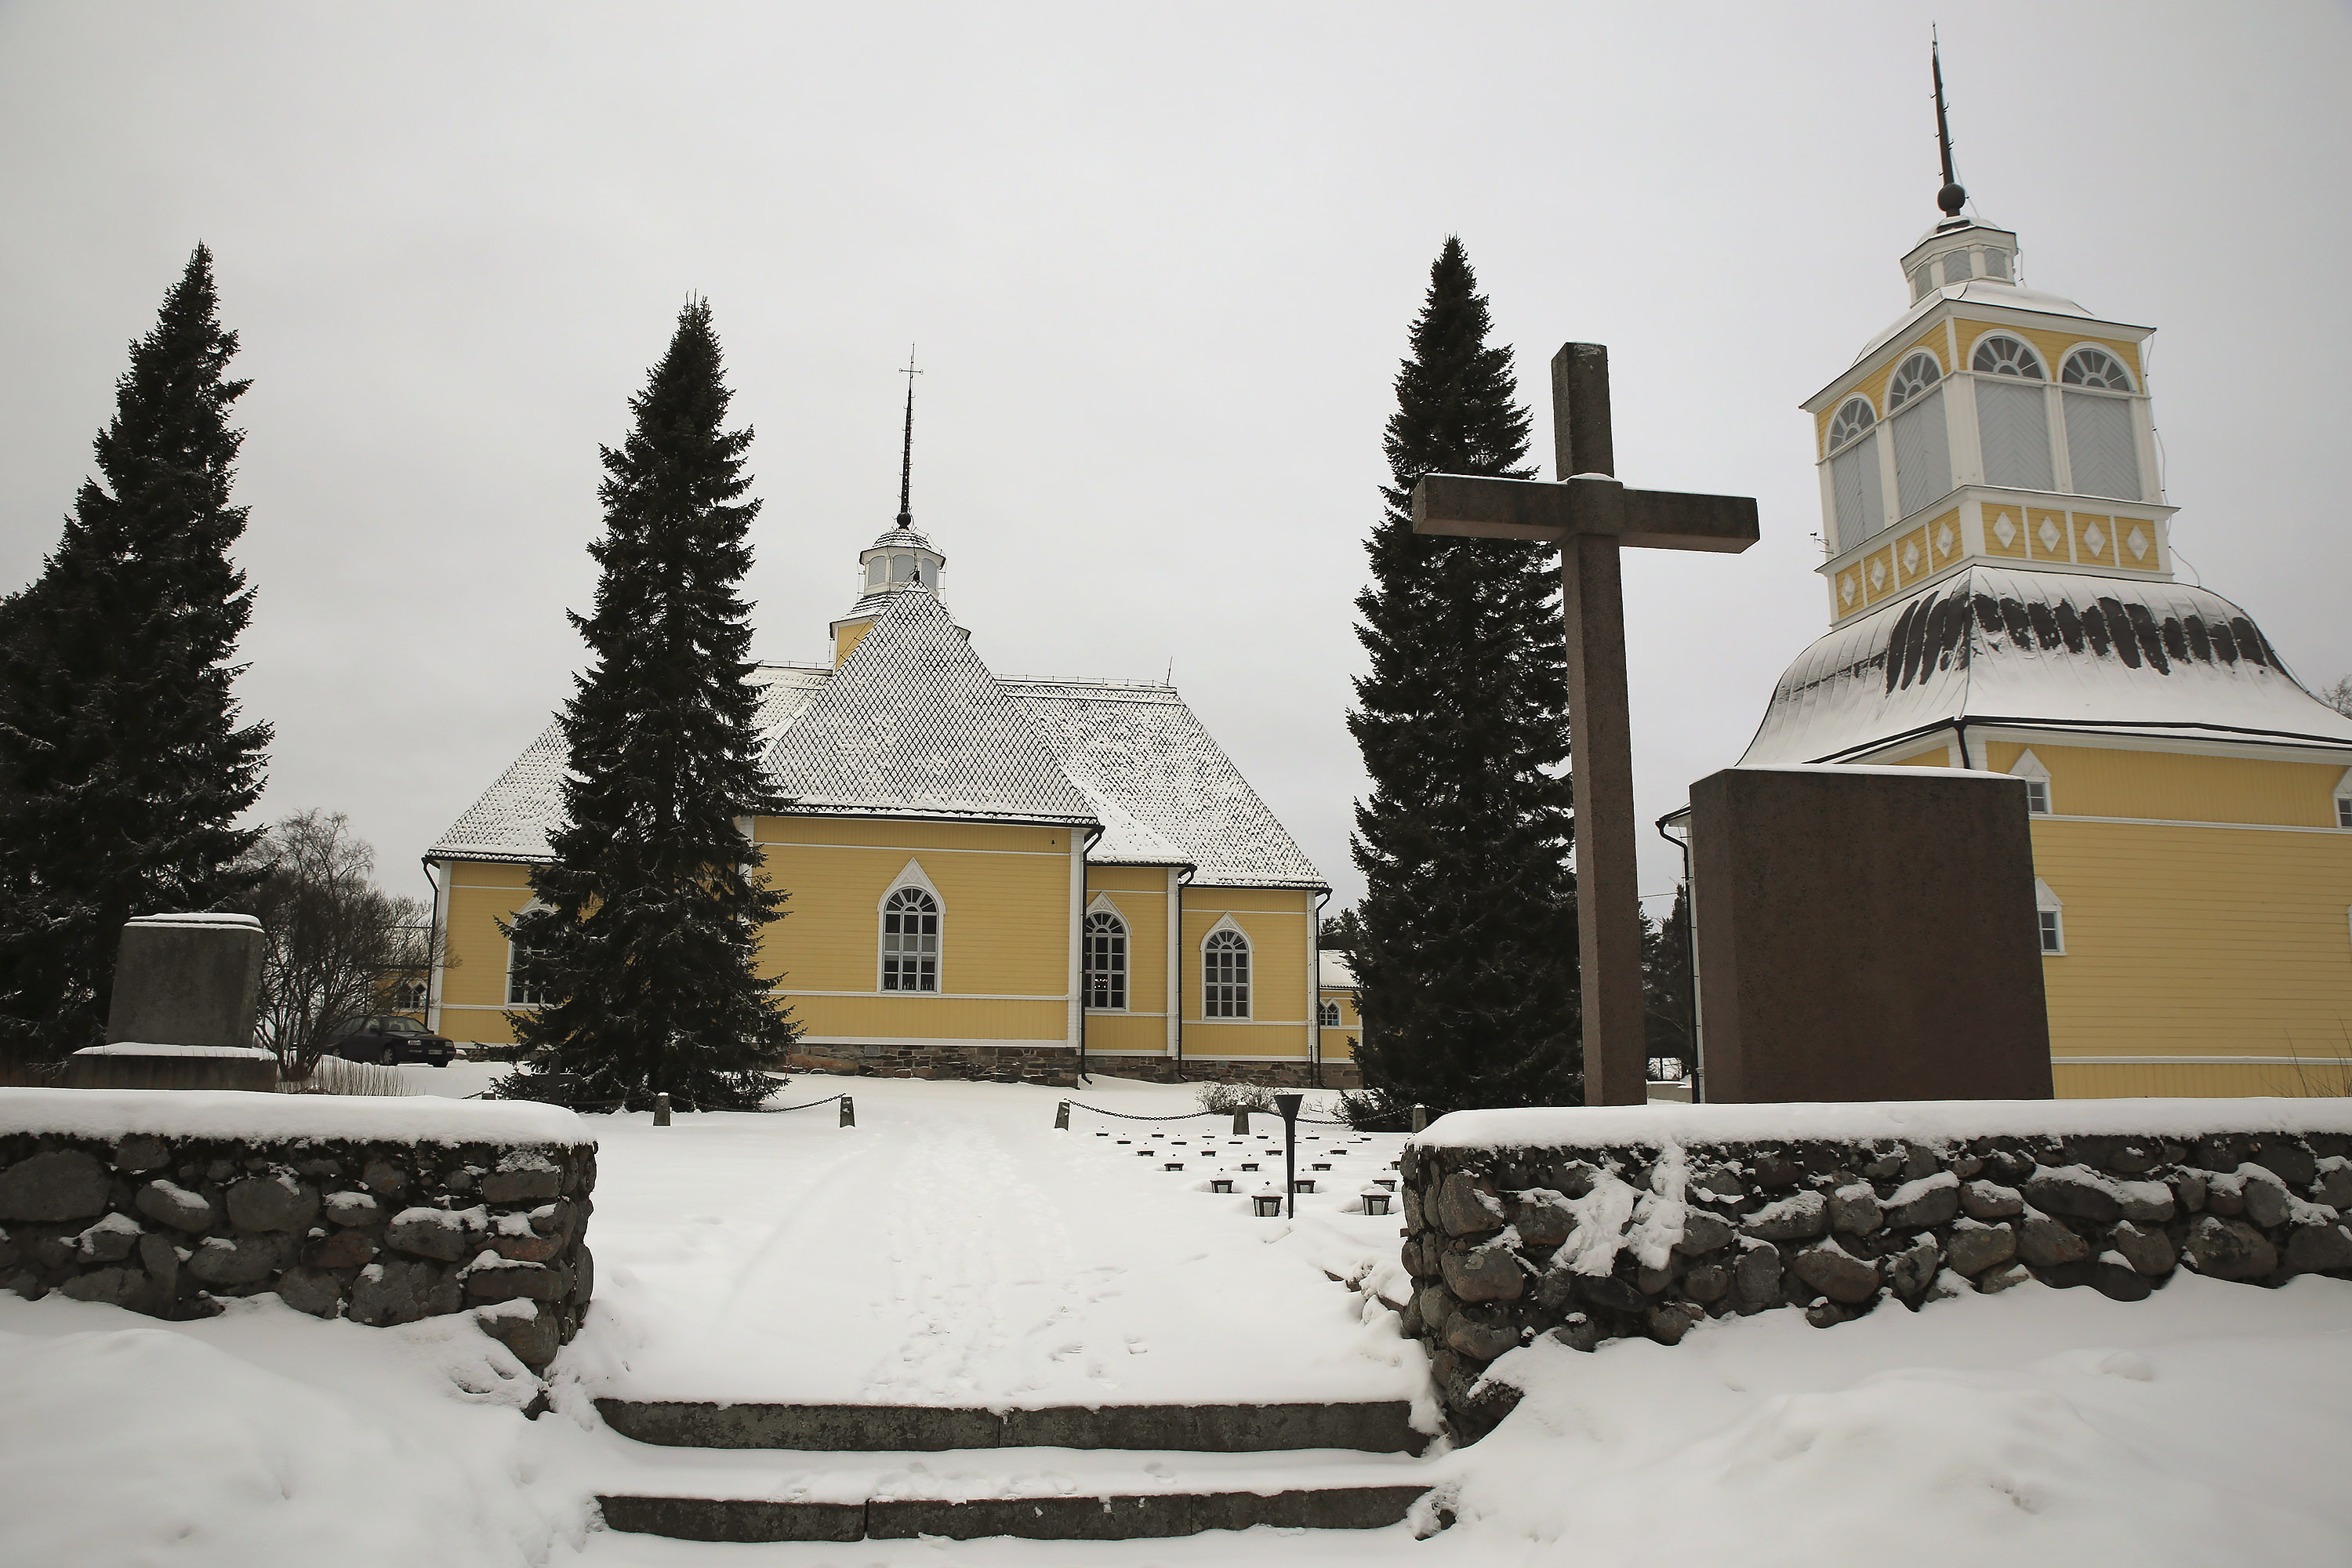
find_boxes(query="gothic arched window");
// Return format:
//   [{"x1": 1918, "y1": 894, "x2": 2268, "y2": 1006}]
[
  {"x1": 1886, "y1": 351, "x2": 1952, "y2": 517},
  {"x1": 1318, "y1": 1000, "x2": 1341, "y2": 1028},
  {"x1": 1083, "y1": 908, "x2": 1127, "y2": 1010},
  {"x1": 881, "y1": 886, "x2": 941, "y2": 992},
  {"x1": 1824, "y1": 396, "x2": 1884, "y2": 552},
  {"x1": 1972, "y1": 335, "x2": 2055, "y2": 491},
  {"x1": 2060, "y1": 349, "x2": 2141, "y2": 500},
  {"x1": 1203, "y1": 927, "x2": 1251, "y2": 1019}
]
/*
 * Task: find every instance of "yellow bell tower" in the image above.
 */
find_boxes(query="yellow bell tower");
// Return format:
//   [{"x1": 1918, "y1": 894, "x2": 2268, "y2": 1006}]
[{"x1": 829, "y1": 351, "x2": 956, "y2": 666}]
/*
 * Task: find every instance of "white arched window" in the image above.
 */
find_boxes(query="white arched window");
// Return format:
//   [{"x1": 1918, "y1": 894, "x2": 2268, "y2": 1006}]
[
  {"x1": 1083, "y1": 904, "x2": 1128, "y2": 1010},
  {"x1": 880, "y1": 885, "x2": 941, "y2": 992},
  {"x1": 1203, "y1": 924, "x2": 1251, "y2": 1019},
  {"x1": 1318, "y1": 1000, "x2": 1341, "y2": 1028},
  {"x1": 1972, "y1": 335, "x2": 2054, "y2": 492},
  {"x1": 2061, "y1": 348, "x2": 2141, "y2": 501},
  {"x1": 1825, "y1": 396, "x2": 1884, "y2": 552},
  {"x1": 1886, "y1": 351, "x2": 1952, "y2": 517}
]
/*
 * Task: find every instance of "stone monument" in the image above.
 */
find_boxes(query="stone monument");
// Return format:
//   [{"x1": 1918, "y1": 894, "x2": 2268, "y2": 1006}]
[{"x1": 67, "y1": 913, "x2": 277, "y2": 1091}]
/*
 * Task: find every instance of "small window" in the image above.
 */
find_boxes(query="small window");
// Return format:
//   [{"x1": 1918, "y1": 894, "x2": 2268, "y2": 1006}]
[
  {"x1": 881, "y1": 886, "x2": 940, "y2": 992},
  {"x1": 2060, "y1": 347, "x2": 2135, "y2": 391},
  {"x1": 1910, "y1": 267, "x2": 1935, "y2": 303},
  {"x1": 1203, "y1": 927, "x2": 1251, "y2": 1018},
  {"x1": 506, "y1": 942, "x2": 557, "y2": 1007},
  {"x1": 1941, "y1": 250, "x2": 1975, "y2": 287},
  {"x1": 865, "y1": 557, "x2": 885, "y2": 589},
  {"x1": 1886, "y1": 351, "x2": 1943, "y2": 412},
  {"x1": 2034, "y1": 879, "x2": 2065, "y2": 955},
  {"x1": 2024, "y1": 779, "x2": 2052, "y2": 815},
  {"x1": 1083, "y1": 908, "x2": 1127, "y2": 1010},
  {"x1": 2339, "y1": 797, "x2": 2352, "y2": 829},
  {"x1": 1984, "y1": 249, "x2": 2013, "y2": 281},
  {"x1": 1318, "y1": 1000, "x2": 1341, "y2": 1028},
  {"x1": 1971, "y1": 336, "x2": 2045, "y2": 379}
]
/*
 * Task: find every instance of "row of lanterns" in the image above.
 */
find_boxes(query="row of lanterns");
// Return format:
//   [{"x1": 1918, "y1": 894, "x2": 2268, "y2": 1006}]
[{"x1": 1090, "y1": 1125, "x2": 1399, "y2": 1218}]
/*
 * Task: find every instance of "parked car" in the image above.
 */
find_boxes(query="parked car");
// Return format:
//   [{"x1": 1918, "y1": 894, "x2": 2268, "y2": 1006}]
[{"x1": 328, "y1": 1014, "x2": 457, "y2": 1067}]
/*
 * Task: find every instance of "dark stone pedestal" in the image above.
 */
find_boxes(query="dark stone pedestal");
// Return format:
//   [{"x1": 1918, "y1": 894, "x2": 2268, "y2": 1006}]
[
  {"x1": 1686, "y1": 764, "x2": 2052, "y2": 1103},
  {"x1": 105, "y1": 914, "x2": 264, "y2": 1049}
]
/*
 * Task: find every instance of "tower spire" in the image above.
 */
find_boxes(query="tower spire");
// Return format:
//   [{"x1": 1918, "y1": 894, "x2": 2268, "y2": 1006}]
[
  {"x1": 896, "y1": 346, "x2": 921, "y2": 530},
  {"x1": 1932, "y1": 31, "x2": 1967, "y2": 219}
]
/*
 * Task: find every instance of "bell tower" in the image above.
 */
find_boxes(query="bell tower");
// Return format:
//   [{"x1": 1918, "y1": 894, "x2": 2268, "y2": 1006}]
[
  {"x1": 1806, "y1": 42, "x2": 2173, "y2": 626},
  {"x1": 831, "y1": 350, "x2": 955, "y2": 665}
]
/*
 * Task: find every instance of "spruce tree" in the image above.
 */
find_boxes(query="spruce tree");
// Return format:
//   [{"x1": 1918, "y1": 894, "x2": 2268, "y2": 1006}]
[
  {"x1": 0, "y1": 245, "x2": 270, "y2": 1065},
  {"x1": 506, "y1": 299, "x2": 797, "y2": 1110},
  {"x1": 1345, "y1": 238, "x2": 1580, "y2": 1117}
]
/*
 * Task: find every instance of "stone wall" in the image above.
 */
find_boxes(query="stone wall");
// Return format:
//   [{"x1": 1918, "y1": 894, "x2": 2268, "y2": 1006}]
[
  {"x1": 787, "y1": 1040, "x2": 1361, "y2": 1091},
  {"x1": 1399, "y1": 1108, "x2": 2352, "y2": 1441},
  {"x1": 0, "y1": 1107, "x2": 594, "y2": 1371}
]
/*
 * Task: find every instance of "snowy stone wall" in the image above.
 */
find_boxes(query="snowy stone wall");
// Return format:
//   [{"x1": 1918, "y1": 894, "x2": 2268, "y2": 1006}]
[
  {"x1": 1399, "y1": 1105, "x2": 2352, "y2": 1440},
  {"x1": 0, "y1": 1091, "x2": 595, "y2": 1370}
]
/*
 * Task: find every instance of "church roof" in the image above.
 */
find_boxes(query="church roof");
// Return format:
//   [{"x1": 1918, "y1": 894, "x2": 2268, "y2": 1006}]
[
  {"x1": 429, "y1": 592, "x2": 1327, "y2": 888},
  {"x1": 761, "y1": 590, "x2": 1094, "y2": 826},
  {"x1": 1007, "y1": 680, "x2": 1327, "y2": 888},
  {"x1": 1738, "y1": 567, "x2": 2352, "y2": 767}
]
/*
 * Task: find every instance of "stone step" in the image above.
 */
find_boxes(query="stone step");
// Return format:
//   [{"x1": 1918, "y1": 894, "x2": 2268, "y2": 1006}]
[
  {"x1": 599, "y1": 1484, "x2": 1428, "y2": 1542},
  {"x1": 596, "y1": 1398, "x2": 1427, "y2": 1455}
]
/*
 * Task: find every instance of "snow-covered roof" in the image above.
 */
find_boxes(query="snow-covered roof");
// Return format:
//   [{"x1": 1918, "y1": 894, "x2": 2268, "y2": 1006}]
[
  {"x1": 1738, "y1": 567, "x2": 2352, "y2": 767},
  {"x1": 762, "y1": 590, "x2": 1095, "y2": 826},
  {"x1": 1319, "y1": 953, "x2": 1357, "y2": 990},
  {"x1": 431, "y1": 594, "x2": 1327, "y2": 890},
  {"x1": 1008, "y1": 681, "x2": 1326, "y2": 888},
  {"x1": 428, "y1": 664, "x2": 829, "y2": 863}
]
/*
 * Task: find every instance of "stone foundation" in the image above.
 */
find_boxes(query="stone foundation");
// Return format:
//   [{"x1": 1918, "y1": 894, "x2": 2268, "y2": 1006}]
[
  {"x1": 0, "y1": 1092, "x2": 595, "y2": 1371},
  {"x1": 1399, "y1": 1102, "x2": 2352, "y2": 1441},
  {"x1": 787, "y1": 1041, "x2": 1361, "y2": 1091}
]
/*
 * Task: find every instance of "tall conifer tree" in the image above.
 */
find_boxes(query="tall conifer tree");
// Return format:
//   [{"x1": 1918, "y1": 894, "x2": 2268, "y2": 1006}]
[
  {"x1": 507, "y1": 299, "x2": 797, "y2": 1110},
  {"x1": 1347, "y1": 238, "x2": 1580, "y2": 1116},
  {"x1": 0, "y1": 245, "x2": 270, "y2": 1063}
]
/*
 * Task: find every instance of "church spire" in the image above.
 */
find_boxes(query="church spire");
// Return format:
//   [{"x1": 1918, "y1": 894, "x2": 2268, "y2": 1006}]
[
  {"x1": 1931, "y1": 33, "x2": 1967, "y2": 222},
  {"x1": 896, "y1": 346, "x2": 920, "y2": 531}
]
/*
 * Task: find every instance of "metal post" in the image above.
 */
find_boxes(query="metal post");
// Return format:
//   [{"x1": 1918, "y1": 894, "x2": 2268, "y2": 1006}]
[
  {"x1": 1232, "y1": 1109, "x2": 1249, "y2": 1136},
  {"x1": 653, "y1": 1093, "x2": 671, "y2": 1127},
  {"x1": 839, "y1": 1095, "x2": 855, "y2": 1127},
  {"x1": 1054, "y1": 1100, "x2": 1070, "y2": 1131},
  {"x1": 1410, "y1": 1103, "x2": 1428, "y2": 1134},
  {"x1": 1275, "y1": 1093, "x2": 1302, "y2": 1218}
]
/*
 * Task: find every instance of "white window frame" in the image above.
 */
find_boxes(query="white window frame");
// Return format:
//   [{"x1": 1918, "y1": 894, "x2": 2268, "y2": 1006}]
[
  {"x1": 2034, "y1": 879, "x2": 2066, "y2": 956},
  {"x1": 1318, "y1": 1000, "x2": 1341, "y2": 1028},
  {"x1": 1083, "y1": 894, "x2": 1129, "y2": 1012},
  {"x1": 505, "y1": 900, "x2": 557, "y2": 1008},
  {"x1": 878, "y1": 859, "x2": 943, "y2": 993},
  {"x1": 2334, "y1": 768, "x2": 2352, "y2": 829},
  {"x1": 2009, "y1": 749, "x2": 2053, "y2": 815},
  {"x1": 1202, "y1": 916, "x2": 1252, "y2": 1020}
]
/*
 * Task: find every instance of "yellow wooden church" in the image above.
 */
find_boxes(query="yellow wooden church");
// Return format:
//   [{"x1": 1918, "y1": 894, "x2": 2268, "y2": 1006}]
[
  {"x1": 1734, "y1": 150, "x2": 2352, "y2": 1098},
  {"x1": 421, "y1": 510, "x2": 1354, "y2": 1089}
]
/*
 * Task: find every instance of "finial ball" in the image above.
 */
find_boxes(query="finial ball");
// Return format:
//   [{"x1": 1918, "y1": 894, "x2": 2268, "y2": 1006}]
[{"x1": 1937, "y1": 181, "x2": 1968, "y2": 217}]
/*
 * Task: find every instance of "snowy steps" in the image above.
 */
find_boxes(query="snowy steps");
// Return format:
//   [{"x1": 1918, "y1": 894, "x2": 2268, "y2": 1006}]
[{"x1": 593, "y1": 1400, "x2": 1431, "y2": 1543}]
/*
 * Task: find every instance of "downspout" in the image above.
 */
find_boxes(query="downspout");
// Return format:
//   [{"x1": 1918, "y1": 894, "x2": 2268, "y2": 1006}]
[
  {"x1": 1952, "y1": 717, "x2": 1974, "y2": 769},
  {"x1": 1654, "y1": 814, "x2": 1700, "y2": 1102},
  {"x1": 1310, "y1": 888, "x2": 1330, "y2": 1089},
  {"x1": 420, "y1": 858, "x2": 448, "y2": 1035},
  {"x1": 1173, "y1": 866, "x2": 1196, "y2": 1083},
  {"x1": 1074, "y1": 824, "x2": 1104, "y2": 1086}
]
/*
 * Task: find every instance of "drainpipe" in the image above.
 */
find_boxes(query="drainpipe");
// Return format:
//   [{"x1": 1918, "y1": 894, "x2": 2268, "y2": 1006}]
[
  {"x1": 1074, "y1": 824, "x2": 1104, "y2": 1086},
  {"x1": 1310, "y1": 888, "x2": 1330, "y2": 1090},
  {"x1": 1173, "y1": 866, "x2": 1195, "y2": 1083},
  {"x1": 420, "y1": 858, "x2": 448, "y2": 1035},
  {"x1": 1654, "y1": 813, "x2": 1700, "y2": 1102}
]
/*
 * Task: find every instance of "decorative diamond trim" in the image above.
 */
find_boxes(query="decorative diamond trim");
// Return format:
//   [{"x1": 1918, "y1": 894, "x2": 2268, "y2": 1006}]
[
  {"x1": 2037, "y1": 517, "x2": 2064, "y2": 552},
  {"x1": 2082, "y1": 521, "x2": 2107, "y2": 556},
  {"x1": 2126, "y1": 524, "x2": 2151, "y2": 561},
  {"x1": 1993, "y1": 514, "x2": 2019, "y2": 548}
]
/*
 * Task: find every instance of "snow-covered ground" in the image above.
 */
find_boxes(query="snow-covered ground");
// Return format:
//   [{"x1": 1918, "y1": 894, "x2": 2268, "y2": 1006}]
[{"x1": 5, "y1": 1070, "x2": 2350, "y2": 1566}]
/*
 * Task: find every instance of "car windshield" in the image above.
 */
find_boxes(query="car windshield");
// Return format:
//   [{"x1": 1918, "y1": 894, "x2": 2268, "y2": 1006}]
[{"x1": 380, "y1": 1018, "x2": 428, "y2": 1035}]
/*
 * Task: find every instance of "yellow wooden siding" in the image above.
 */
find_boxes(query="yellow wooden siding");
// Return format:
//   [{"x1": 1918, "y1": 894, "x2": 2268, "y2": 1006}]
[
  {"x1": 1083, "y1": 1014, "x2": 1168, "y2": 1054},
  {"x1": 833, "y1": 619, "x2": 874, "y2": 666},
  {"x1": 1318, "y1": 985, "x2": 1361, "y2": 1062},
  {"x1": 793, "y1": 996, "x2": 1065, "y2": 1043},
  {"x1": 1084, "y1": 870, "x2": 1168, "y2": 1025},
  {"x1": 434, "y1": 860, "x2": 537, "y2": 1044},
  {"x1": 2033, "y1": 817, "x2": 2352, "y2": 1069},
  {"x1": 1986, "y1": 742, "x2": 2343, "y2": 828},
  {"x1": 1182, "y1": 890, "x2": 1312, "y2": 1059},
  {"x1": 2052, "y1": 1058, "x2": 2352, "y2": 1099},
  {"x1": 753, "y1": 816, "x2": 1070, "y2": 1002}
]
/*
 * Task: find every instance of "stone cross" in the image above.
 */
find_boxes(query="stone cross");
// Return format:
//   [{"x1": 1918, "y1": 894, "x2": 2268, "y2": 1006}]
[{"x1": 1410, "y1": 343, "x2": 1758, "y2": 1106}]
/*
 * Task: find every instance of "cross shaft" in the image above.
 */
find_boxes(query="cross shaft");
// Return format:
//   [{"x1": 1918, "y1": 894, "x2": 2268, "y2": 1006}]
[{"x1": 1410, "y1": 343, "x2": 1758, "y2": 1107}]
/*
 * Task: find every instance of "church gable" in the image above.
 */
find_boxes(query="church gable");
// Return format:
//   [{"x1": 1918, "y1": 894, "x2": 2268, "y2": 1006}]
[{"x1": 760, "y1": 590, "x2": 1093, "y2": 826}]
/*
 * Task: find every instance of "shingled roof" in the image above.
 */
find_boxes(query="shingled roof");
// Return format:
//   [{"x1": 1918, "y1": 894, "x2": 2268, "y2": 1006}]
[
  {"x1": 1739, "y1": 566, "x2": 2352, "y2": 766},
  {"x1": 430, "y1": 590, "x2": 1326, "y2": 888}
]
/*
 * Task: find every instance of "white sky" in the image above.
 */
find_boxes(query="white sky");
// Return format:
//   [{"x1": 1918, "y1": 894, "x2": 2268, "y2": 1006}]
[{"x1": 3, "y1": 2, "x2": 2347, "y2": 914}]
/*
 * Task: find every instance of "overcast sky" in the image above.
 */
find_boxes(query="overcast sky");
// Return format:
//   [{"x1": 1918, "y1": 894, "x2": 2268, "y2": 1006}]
[{"x1": 4, "y1": 2, "x2": 2348, "y2": 914}]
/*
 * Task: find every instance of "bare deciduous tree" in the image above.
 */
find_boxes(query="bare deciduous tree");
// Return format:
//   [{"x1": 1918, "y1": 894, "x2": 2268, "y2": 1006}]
[
  {"x1": 2320, "y1": 675, "x2": 2352, "y2": 720},
  {"x1": 240, "y1": 811, "x2": 444, "y2": 1077}
]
